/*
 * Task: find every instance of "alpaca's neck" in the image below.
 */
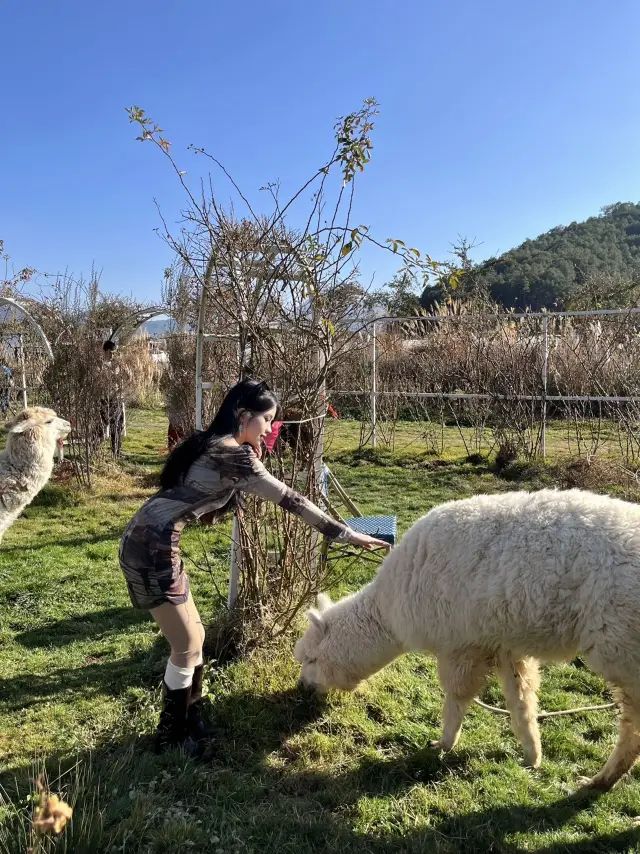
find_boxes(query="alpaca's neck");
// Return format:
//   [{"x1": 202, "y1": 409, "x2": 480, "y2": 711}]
[
  {"x1": 329, "y1": 587, "x2": 403, "y2": 684},
  {"x1": 6, "y1": 435, "x2": 55, "y2": 486}
]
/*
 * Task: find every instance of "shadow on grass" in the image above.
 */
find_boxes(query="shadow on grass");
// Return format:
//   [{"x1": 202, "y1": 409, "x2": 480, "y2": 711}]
[
  {"x1": 191, "y1": 686, "x2": 640, "y2": 852},
  {"x1": 1, "y1": 680, "x2": 639, "y2": 853},
  {"x1": 29, "y1": 484, "x2": 81, "y2": 509},
  {"x1": 119, "y1": 452, "x2": 165, "y2": 468},
  {"x1": 0, "y1": 531, "x2": 120, "y2": 555},
  {"x1": 0, "y1": 630, "x2": 165, "y2": 712},
  {"x1": 14, "y1": 606, "x2": 154, "y2": 648}
]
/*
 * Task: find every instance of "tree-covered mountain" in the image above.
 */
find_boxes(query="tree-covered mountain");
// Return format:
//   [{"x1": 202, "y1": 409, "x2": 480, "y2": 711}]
[{"x1": 422, "y1": 202, "x2": 640, "y2": 311}]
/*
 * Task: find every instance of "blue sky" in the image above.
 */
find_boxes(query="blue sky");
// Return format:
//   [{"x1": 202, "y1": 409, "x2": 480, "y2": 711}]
[{"x1": 2, "y1": 0, "x2": 639, "y2": 302}]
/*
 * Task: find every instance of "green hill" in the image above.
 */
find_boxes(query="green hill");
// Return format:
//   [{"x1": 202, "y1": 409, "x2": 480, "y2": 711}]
[{"x1": 422, "y1": 202, "x2": 640, "y2": 311}]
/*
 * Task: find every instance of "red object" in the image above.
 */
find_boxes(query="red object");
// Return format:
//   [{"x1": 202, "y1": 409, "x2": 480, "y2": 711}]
[
  {"x1": 167, "y1": 422, "x2": 185, "y2": 451},
  {"x1": 263, "y1": 421, "x2": 283, "y2": 454}
]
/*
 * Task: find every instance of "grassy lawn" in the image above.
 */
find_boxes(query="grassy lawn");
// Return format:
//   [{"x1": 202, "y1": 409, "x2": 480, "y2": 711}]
[{"x1": 1, "y1": 411, "x2": 640, "y2": 852}]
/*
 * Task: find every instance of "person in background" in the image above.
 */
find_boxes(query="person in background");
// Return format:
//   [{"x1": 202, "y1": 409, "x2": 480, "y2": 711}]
[{"x1": 100, "y1": 340, "x2": 125, "y2": 457}]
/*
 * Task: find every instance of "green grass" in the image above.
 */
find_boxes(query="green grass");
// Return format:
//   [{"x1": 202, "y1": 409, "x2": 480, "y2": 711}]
[
  {"x1": 1, "y1": 411, "x2": 640, "y2": 852},
  {"x1": 323, "y1": 413, "x2": 640, "y2": 466}
]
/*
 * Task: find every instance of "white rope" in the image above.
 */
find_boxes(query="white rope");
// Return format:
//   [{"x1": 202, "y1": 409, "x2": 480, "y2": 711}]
[{"x1": 473, "y1": 697, "x2": 616, "y2": 719}]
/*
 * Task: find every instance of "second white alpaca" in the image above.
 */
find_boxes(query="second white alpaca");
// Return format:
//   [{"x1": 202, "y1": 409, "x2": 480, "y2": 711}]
[
  {"x1": 295, "y1": 488, "x2": 640, "y2": 791},
  {"x1": 0, "y1": 407, "x2": 71, "y2": 541}
]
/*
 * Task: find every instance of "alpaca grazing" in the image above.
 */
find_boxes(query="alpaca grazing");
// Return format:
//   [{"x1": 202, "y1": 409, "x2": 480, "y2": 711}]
[
  {"x1": 0, "y1": 407, "x2": 71, "y2": 541},
  {"x1": 295, "y1": 488, "x2": 640, "y2": 791}
]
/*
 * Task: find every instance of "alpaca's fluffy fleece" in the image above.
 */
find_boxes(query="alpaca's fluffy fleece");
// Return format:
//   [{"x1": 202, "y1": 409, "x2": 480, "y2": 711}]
[
  {"x1": 295, "y1": 488, "x2": 640, "y2": 791},
  {"x1": 0, "y1": 407, "x2": 70, "y2": 541}
]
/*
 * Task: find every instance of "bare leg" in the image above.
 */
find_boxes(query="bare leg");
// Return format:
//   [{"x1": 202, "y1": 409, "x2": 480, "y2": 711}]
[
  {"x1": 497, "y1": 655, "x2": 542, "y2": 768},
  {"x1": 431, "y1": 650, "x2": 490, "y2": 751},
  {"x1": 150, "y1": 591, "x2": 206, "y2": 669}
]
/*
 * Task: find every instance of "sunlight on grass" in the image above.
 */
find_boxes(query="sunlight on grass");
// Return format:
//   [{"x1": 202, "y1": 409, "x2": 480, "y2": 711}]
[{"x1": 1, "y1": 409, "x2": 639, "y2": 852}]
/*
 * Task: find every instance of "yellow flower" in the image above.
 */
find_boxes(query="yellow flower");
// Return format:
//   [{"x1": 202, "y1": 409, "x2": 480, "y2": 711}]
[{"x1": 32, "y1": 782, "x2": 73, "y2": 836}]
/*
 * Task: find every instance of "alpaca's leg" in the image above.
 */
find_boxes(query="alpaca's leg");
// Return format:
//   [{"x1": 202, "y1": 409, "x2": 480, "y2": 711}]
[
  {"x1": 578, "y1": 687, "x2": 640, "y2": 791},
  {"x1": 431, "y1": 651, "x2": 490, "y2": 751},
  {"x1": 497, "y1": 655, "x2": 542, "y2": 768}
]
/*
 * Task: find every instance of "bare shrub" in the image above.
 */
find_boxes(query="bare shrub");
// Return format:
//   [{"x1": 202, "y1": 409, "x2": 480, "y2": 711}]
[
  {"x1": 127, "y1": 100, "x2": 452, "y2": 645},
  {"x1": 28, "y1": 274, "x2": 145, "y2": 487},
  {"x1": 329, "y1": 302, "x2": 640, "y2": 470}
]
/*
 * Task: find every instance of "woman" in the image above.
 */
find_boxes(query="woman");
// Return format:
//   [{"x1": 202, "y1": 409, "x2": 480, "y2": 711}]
[{"x1": 119, "y1": 378, "x2": 390, "y2": 754}]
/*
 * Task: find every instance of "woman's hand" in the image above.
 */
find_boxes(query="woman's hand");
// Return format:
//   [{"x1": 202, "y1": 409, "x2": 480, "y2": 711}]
[
  {"x1": 244, "y1": 441, "x2": 263, "y2": 460},
  {"x1": 347, "y1": 529, "x2": 392, "y2": 552}
]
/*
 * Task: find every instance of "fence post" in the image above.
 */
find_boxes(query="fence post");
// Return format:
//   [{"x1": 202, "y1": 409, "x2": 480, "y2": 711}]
[
  {"x1": 541, "y1": 314, "x2": 549, "y2": 458},
  {"x1": 195, "y1": 290, "x2": 206, "y2": 431},
  {"x1": 227, "y1": 514, "x2": 242, "y2": 610},
  {"x1": 371, "y1": 321, "x2": 377, "y2": 447},
  {"x1": 18, "y1": 333, "x2": 27, "y2": 408}
]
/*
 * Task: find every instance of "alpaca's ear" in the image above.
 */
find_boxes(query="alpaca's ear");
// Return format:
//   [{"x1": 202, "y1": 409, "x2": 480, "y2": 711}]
[
  {"x1": 316, "y1": 593, "x2": 332, "y2": 613},
  {"x1": 5, "y1": 417, "x2": 38, "y2": 434},
  {"x1": 307, "y1": 608, "x2": 326, "y2": 634}
]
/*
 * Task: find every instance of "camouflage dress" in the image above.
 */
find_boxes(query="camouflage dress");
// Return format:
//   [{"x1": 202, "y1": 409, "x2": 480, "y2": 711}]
[{"x1": 120, "y1": 439, "x2": 349, "y2": 609}]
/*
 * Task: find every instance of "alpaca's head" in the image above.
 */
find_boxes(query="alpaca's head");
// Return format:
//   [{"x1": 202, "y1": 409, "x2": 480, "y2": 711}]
[
  {"x1": 5, "y1": 407, "x2": 71, "y2": 451},
  {"x1": 295, "y1": 592, "x2": 370, "y2": 694},
  {"x1": 296, "y1": 587, "x2": 402, "y2": 694}
]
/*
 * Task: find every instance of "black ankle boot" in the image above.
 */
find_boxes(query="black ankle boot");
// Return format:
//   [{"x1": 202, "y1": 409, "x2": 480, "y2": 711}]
[
  {"x1": 154, "y1": 682, "x2": 193, "y2": 754},
  {"x1": 186, "y1": 664, "x2": 215, "y2": 743}
]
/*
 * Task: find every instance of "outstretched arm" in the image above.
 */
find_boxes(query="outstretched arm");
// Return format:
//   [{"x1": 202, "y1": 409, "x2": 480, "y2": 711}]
[{"x1": 222, "y1": 444, "x2": 390, "y2": 550}]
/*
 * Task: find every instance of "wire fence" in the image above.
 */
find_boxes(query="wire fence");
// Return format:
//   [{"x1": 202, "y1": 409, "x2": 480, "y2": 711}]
[{"x1": 327, "y1": 309, "x2": 640, "y2": 463}]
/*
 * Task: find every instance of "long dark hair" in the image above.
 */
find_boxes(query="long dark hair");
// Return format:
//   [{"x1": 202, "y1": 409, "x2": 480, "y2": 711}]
[{"x1": 160, "y1": 378, "x2": 280, "y2": 491}]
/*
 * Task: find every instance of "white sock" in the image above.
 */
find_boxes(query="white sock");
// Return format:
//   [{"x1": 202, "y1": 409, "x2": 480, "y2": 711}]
[{"x1": 164, "y1": 660, "x2": 194, "y2": 690}]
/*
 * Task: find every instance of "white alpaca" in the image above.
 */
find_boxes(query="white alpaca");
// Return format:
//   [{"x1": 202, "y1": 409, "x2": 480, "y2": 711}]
[
  {"x1": 0, "y1": 407, "x2": 71, "y2": 541},
  {"x1": 295, "y1": 488, "x2": 640, "y2": 791}
]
